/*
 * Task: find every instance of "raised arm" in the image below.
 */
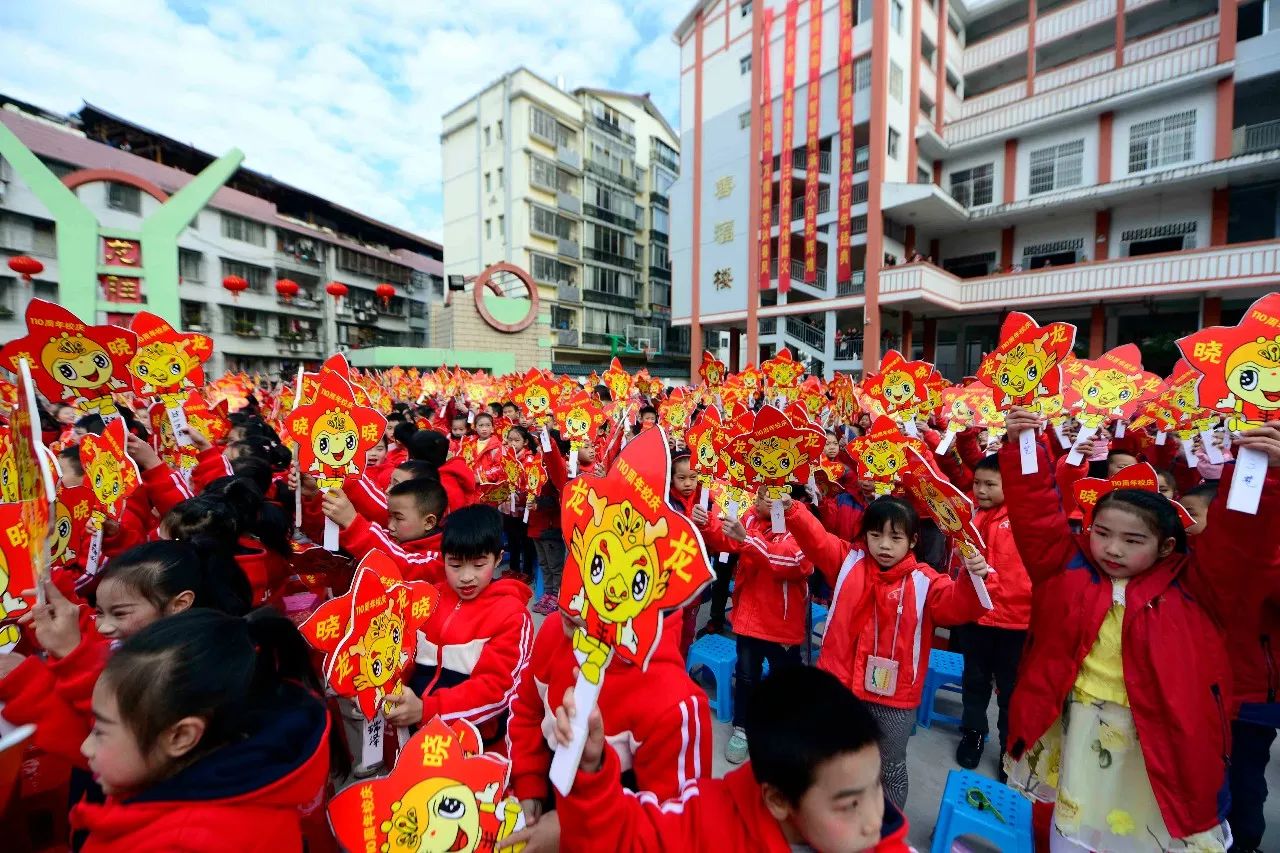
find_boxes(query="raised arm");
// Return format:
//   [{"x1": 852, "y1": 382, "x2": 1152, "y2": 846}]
[
  {"x1": 783, "y1": 499, "x2": 855, "y2": 588},
  {"x1": 998, "y1": 410, "x2": 1077, "y2": 586}
]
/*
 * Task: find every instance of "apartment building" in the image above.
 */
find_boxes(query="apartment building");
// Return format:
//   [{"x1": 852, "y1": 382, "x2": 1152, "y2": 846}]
[
  {"x1": 672, "y1": 0, "x2": 1280, "y2": 380},
  {"x1": 0, "y1": 97, "x2": 444, "y2": 378},
  {"x1": 441, "y1": 68, "x2": 686, "y2": 377}
]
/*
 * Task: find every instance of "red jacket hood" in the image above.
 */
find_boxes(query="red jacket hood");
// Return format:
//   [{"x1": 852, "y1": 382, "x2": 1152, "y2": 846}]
[
  {"x1": 72, "y1": 684, "x2": 330, "y2": 852},
  {"x1": 435, "y1": 576, "x2": 532, "y2": 609},
  {"x1": 438, "y1": 456, "x2": 478, "y2": 512}
]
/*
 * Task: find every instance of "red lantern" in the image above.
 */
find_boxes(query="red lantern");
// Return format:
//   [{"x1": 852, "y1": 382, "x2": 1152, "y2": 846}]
[
  {"x1": 325, "y1": 281, "x2": 349, "y2": 302},
  {"x1": 375, "y1": 283, "x2": 395, "y2": 308},
  {"x1": 222, "y1": 275, "x2": 249, "y2": 301},
  {"x1": 275, "y1": 278, "x2": 300, "y2": 303},
  {"x1": 8, "y1": 255, "x2": 43, "y2": 283}
]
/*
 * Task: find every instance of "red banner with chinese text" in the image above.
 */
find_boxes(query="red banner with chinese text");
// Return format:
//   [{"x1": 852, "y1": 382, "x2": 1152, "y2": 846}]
[
  {"x1": 836, "y1": 0, "x2": 855, "y2": 284},
  {"x1": 778, "y1": 0, "x2": 798, "y2": 294},
  {"x1": 803, "y1": 0, "x2": 822, "y2": 284},
  {"x1": 759, "y1": 8, "x2": 775, "y2": 292}
]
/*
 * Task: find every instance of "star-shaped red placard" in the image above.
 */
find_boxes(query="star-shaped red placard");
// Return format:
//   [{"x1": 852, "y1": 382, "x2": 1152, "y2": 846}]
[
  {"x1": 725, "y1": 404, "x2": 824, "y2": 495},
  {"x1": 0, "y1": 299, "x2": 137, "y2": 415},
  {"x1": 1064, "y1": 343, "x2": 1163, "y2": 428},
  {"x1": 301, "y1": 551, "x2": 439, "y2": 720},
  {"x1": 846, "y1": 415, "x2": 925, "y2": 496},
  {"x1": 1177, "y1": 292, "x2": 1280, "y2": 430},
  {"x1": 512, "y1": 367, "x2": 556, "y2": 424},
  {"x1": 900, "y1": 447, "x2": 985, "y2": 554},
  {"x1": 699, "y1": 351, "x2": 727, "y2": 386},
  {"x1": 326, "y1": 716, "x2": 523, "y2": 853},
  {"x1": 553, "y1": 390, "x2": 604, "y2": 449},
  {"x1": 284, "y1": 369, "x2": 387, "y2": 488},
  {"x1": 686, "y1": 407, "x2": 726, "y2": 480},
  {"x1": 127, "y1": 311, "x2": 213, "y2": 398},
  {"x1": 863, "y1": 350, "x2": 935, "y2": 421},
  {"x1": 760, "y1": 347, "x2": 806, "y2": 400},
  {"x1": 977, "y1": 311, "x2": 1077, "y2": 412},
  {"x1": 558, "y1": 427, "x2": 714, "y2": 683},
  {"x1": 79, "y1": 419, "x2": 140, "y2": 521}
]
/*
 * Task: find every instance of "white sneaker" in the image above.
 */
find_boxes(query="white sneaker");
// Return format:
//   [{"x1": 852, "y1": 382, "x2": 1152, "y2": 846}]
[{"x1": 725, "y1": 727, "x2": 749, "y2": 765}]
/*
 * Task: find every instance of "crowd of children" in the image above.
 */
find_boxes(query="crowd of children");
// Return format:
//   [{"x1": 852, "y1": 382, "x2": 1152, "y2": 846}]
[{"x1": 1, "y1": 370, "x2": 1279, "y2": 853}]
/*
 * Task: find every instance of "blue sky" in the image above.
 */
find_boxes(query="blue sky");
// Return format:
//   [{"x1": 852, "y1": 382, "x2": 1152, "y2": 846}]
[{"x1": 1, "y1": 0, "x2": 687, "y2": 243}]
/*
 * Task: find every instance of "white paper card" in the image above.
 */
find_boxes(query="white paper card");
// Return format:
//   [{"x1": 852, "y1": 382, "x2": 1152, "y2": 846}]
[
  {"x1": 84, "y1": 528, "x2": 105, "y2": 577},
  {"x1": 1065, "y1": 425, "x2": 1099, "y2": 466},
  {"x1": 970, "y1": 572, "x2": 994, "y2": 611},
  {"x1": 1201, "y1": 430, "x2": 1225, "y2": 465},
  {"x1": 1018, "y1": 428, "x2": 1039, "y2": 475},
  {"x1": 1155, "y1": 430, "x2": 1168, "y2": 446},
  {"x1": 168, "y1": 405, "x2": 192, "y2": 446},
  {"x1": 935, "y1": 430, "x2": 957, "y2": 456},
  {"x1": 901, "y1": 418, "x2": 920, "y2": 439},
  {"x1": 1114, "y1": 420, "x2": 1126, "y2": 439},
  {"x1": 1227, "y1": 446, "x2": 1267, "y2": 516},
  {"x1": 323, "y1": 516, "x2": 340, "y2": 552},
  {"x1": 771, "y1": 498, "x2": 787, "y2": 533},
  {"x1": 549, "y1": 668, "x2": 605, "y2": 796},
  {"x1": 360, "y1": 713, "x2": 384, "y2": 769},
  {"x1": 540, "y1": 427, "x2": 553, "y2": 453}
]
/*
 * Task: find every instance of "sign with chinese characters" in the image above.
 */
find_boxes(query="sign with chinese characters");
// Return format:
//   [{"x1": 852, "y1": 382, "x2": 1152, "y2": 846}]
[
  {"x1": 978, "y1": 311, "x2": 1077, "y2": 412},
  {"x1": 552, "y1": 427, "x2": 713, "y2": 794},
  {"x1": 900, "y1": 447, "x2": 993, "y2": 609},
  {"x1": 102, "y1": 237, "x2": 141, "y2": 267},
  {"x1": 714, "y1": 220, "x2": 734, "y2": 244},
  {"x1": 758, "y1": 6, "x2": 775, "y2": 291},
  {"x1": 79, "y1": 418, "x2": 141, "y2": 575},
  {"x1": 1073, "y1": 462, "x2": 1194, "y2": 530},
  {"x1": 301, "y1": 551, "x2": 439, "y2": 721},
  {"x1": 713, "y1": 267, "x2": 733, "y2": 291},
  {"x1": 726, "y1": 404, "x2": 824, "y2": 498},
  {"x1": 0, "y1": 299, "x2": 137, "y2": 419},
  {"x1": 847, "y1": 415, "x2": 925, "y2": 496},
  {"x1": 777, "y1": 0, "x2": 798, "y2": 293},
  {"x1": 863, "y1": 350, "x2": 936, "y2": 434},
  {"x1": 326, "y1": 717, "x2": 525, "y2": 853},
  {"x1": 99, "y1": 275, "x2": 143, "y2": 303},
  {"x1": 512, "y1": 367, "x2": 557, "y2": 424},
  {"x1": 760, "y1": 347, "x2": 807, "y2": 404},
  {"x1": 714, "y1": 175, "x2": 735, "y2": 199},
  {"x1": 286, "y1": 368, "x2": 387, "y2": 490},
  {"x1": 1177, "y1": 292, "x2": 1280, "y2": 431}
]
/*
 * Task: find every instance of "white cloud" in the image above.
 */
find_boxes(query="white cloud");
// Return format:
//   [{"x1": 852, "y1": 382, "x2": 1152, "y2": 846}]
[{"x1": 0, "y1": 0, "x2": 690, "y2": 243}]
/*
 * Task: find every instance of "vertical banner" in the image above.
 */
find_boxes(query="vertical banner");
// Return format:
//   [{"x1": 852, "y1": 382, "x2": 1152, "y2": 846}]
[
  {"x1": 836, "y1": 0, "x2": 854, "y2": 284},
  {"x1": 778, "y1": 0, "x2": 798, "y2": 294},
  {"x1": 803, "y1": 0, "x2": 822, "y2": 284},
  {"x1": 759, "y1": 8, "x2": 776, "y2": 292}
]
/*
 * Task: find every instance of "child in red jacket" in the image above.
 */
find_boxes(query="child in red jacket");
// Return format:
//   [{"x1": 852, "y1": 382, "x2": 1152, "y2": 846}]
[
  {"x1": 694, "y1": 488, "x2": 812, "y2": 766},
  {"x1": 782, "y1": 495, "x2": 990, "y2": 807},
  {"x1": 384, "y1": 504, "x2": 533, "y2": 751},
  {"x1": 72, "y1": 608, "x2": 330, "y2": 853},
  {"x1": 998, "y1": 410, "x2": 1280, "y2": 850},
  {"x1": 954, "y1": 453, "x2": 1033, "y2": 774},
  {"x1": 323, "y1": 476, "x2": 447, "y2": 584},
  {"x1": 503, "y1": 612, "x2": 712, "y2": 850},
  {"x1": 551, "y1": 665, "x2": 911, "y2": 853}
]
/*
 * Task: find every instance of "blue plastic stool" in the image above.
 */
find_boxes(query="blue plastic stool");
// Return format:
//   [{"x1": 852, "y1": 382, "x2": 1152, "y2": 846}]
[
  {"x1": 917, "y1": 649, "x2": 965, "y2": 729},
  {"x1": 931, "y1": 770, "x2": 1033, "y2": 853},
  {"x1": 809, "y1": 602, "x2": 829, "y2": 648},
  {"x1": 686, "y1": 634, "x2": 737, "y2": 723}
]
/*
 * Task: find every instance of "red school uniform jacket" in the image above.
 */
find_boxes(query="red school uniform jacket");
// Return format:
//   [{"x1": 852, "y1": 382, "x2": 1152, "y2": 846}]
[
  {"x1": 972, "y1": 503, "x2": 1032, "y2": 630},
  {"x1": 71, "y1": 684, "x2": 330, "y2": 853},
  {"x1": 339, "y1": 515, "x2": 444, "y2": 584},
  {"x1": 508, "y1": 614, "x2": 712, "y2": 804},
  {"x1": 998, "y1": 443, "x2": 1280, "y2": 840},
  {"x1": 555, "y1": 746, "x2": 911, "y2": 853},
  {"x1": 437, "y1": 455, "x2": 478, "y2": 513},
  {"x1": 698, "y1": 508, "x2": 813, "y2": 646},
  {"x1": 408, "y1": 577, "x2": 534, "y2": 747},
  {"x1": 783, "y1": 501, "x2": 986, "y2": 709},
  {"x1": 235, "y1": 534, "x2": 293, "y2": 608}
]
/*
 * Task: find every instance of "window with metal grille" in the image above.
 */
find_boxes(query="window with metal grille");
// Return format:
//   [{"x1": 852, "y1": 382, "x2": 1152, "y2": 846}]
[
  {"x1": 739, "y1": 110, "x2": 751, "y2": 129},
  {"x1": 530, "y1": 155, "x2": 558, "y2": 192},
  {"x1": 890, "y1": 62, "x2": 903, "y2": 102},
  {"x1": 221, "y1": 213, "x2": 266, "y2": 246},
  {"x1": 107, "y1": 183, "x2": 141, "y2": 214},
  {"x1": 1128, "y1": 110, "x2": 1195, "y2": 174},
  {"x1": 855, "y1": 56, "x2": 871, "y2": 91},
  {"x1": 178, "y1": 248, "x2": 204, "y2": 281},
  {"x1": 740, "y1": 55, "x2": 751, "y2": 74},
  {"x1": 949, "y1": 163, "x2": 994, "y2": 207},
  {"x1": 1028, "y1": 139, "x2": 1084, "y2": 195},
  {"x1": 887, "y1": 128, "x2": 901, "y2": 160},
  {"x1": 530, "y1": 205, "x2": 573, "y2": 240},
  {"x1": 530, "y1": 106, "x2": 558, "y2": 143}
]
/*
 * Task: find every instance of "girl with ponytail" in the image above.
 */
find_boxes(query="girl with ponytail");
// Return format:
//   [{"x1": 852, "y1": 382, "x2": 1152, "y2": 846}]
[
  {"x1": 72, "y1": 608, "x2": 330, "y2": 851},
  {"x1": 163, "y1": 477, "x2": 292, "y2": 608},
  {"x1": 0, "y1": 540, "x2": 253, "y2": 768}
]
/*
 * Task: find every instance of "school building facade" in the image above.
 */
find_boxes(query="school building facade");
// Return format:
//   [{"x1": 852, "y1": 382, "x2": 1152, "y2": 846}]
[{"x1": 671, "y1": 0, "x2": 1280, "y2": 380}]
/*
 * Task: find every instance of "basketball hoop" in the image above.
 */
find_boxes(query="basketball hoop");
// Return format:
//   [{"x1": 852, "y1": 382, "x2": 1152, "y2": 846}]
[{"x1": 642, "y1": 344, "x2": 653, "y2": 361}]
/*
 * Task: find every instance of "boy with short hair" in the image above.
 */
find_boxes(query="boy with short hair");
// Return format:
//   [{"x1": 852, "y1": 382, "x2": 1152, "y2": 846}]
[
  {"x1": 954, "y1": 454, "x2": 1031, "y2": 773},
  {"x1": 551, "y1": 665, "x2": 911, "y2": 852},
  {"x1": 322, "y1": 476, "x2": 448, "y2": 583},
  {"x1": 384, "y1": 504, "x2": 533, "y2": 750}
]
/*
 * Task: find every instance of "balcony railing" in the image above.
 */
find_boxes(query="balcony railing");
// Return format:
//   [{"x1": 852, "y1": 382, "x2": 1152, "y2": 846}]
[
  {"x1": 1033, "y1": 50, "x2": 1115, "y2": 95},
  {"x1": 837, "y1": 271, "x2": 866, "y2": 296},
  {"x1": 557, "y1": 238, "x2": 580, "y2": 259},
  {"x1": 650, "y1": 190, "x2": 669, "y2": 208},
  {"x1": 582, "y1": 246, "x2": 639, "y2": 270},
  {"x1": 275, "y1": 250, "x2": 321, "y2": 268},
  {"x1": 583, "y1": 288, "x2": 636, "y2": 308},
  {"x1": 758, "y1": 317, "x2": 778, "y2": 335},
  {"x1": 946, "y1": 40, "x2": 1219, "y2": 145},
  {"x1": 584, "y1": 160, "x2": 637, "y2": 191},
  {"x1": 879, "y1": 241, "x2": 1280, "y2": 309},
  {"x1": 1122, "y1": 15, "x2": 1217, "y2": 65},
  {"x1": 557, "y1": 191, "x2": 582, "y2": 215},
  {"x1": 1036, "y1": 0, "x2": 1115, "y2": 46},
  {"x1": 583, "y1": 203, "x2": 636, "y2": 231},
  {"x1": 651, "y1": 149, "x2": 679, "y2": 172},
  {"x1": 556, "y1": 282, "x2": 582, "y2": 303},
  {"x1": 962, "y1": 22, "x2": 1028, "y2": 74},
  {"x1": 789, "y1": 148, "x2": 833, "y2": 174},
  {"x1": 785, "y1": 316, "x2": 826, "y2": 351},
  {"x1": 557, "y1": 146, "x2": 581, "y2": 170},
  {"x1": 771, "y1": 258, "x2": 828, "y2": 289},
  {"x1": 556, "y1": 328, "x2": 580, "y2": 347},
  {"x1": 582, "y1": 331, "x2": 615, "y2": 348},
  {"x1": 593, "y1": 114, "x2": 636, "y2": 145},
  {"x1": 1234, "y1": 120, "x2": 1280, "y2": 155},
  {"x1": 648, "y1": 264, "x2": 672, "y2": 281},
  {"x1": 771, "y1": 188, "x2": 832, "y2": 225}
]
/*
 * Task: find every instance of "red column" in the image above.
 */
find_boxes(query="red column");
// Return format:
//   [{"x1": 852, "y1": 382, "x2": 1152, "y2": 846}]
[
  {"x1": 1089, "y1": 303, "x2": 1106, "y2": 359},
  {"x1": 1098, "y1": 112, "x2": 1114, "y2": 185},
  {"x1": 745, "y1": 2, "x2": 763, "y2": 371},
  {"x1": 901, "y1": 310, "x2": 914, "y2": 354},
  {"x1": 1211, "y1": 188, "x2": 1230, "y2": 246},
  {"x1": 1115, "y1": 0, "x2": 1126, "y2": 68},
  {"x1": 1094, "y1": 209, "x2": 1111, "y2": 260},
  {"x1": 1215, "y1": 1, "x2": 1238, "y2": 160},
  {"x1": 862, "y1": 0, "x2": 892, "y2": 369},
  {"x1": 1000, "y1": 227, "x2": 1015, "y2": 271},
  {"x1": 922, "y1": 316, "x2": 938, "y2": 362},
  {"x1": 932, "y1": 158, "x2": 943, "y2": 186},
  {"x1": 929, "y1": 238, "x2": 940, "y2": 262},
  {"x1": 905, "y1": 225, "x2": 917, "y2": 258},
  {"x1": 1203, "y1": 296, "x2": 1222, "y2": 327},
  {"x1": 935, "y1": 0, "x2": 948, "y2": 133},
  {"x1": 1025, "y1": 2, "x2": 1037, "y2": 98},
  {"x1": 907, "y1": 0, "x2": 923, "y2": 180},
  {"x1": 729, "y1": 326, "x2": 742, "y2": 371},
  {"x1": 690, "y1": 11, "x2": 706, "y2": 382}
]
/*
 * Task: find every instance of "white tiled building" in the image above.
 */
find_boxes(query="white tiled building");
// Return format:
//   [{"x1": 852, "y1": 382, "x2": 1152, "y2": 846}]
[
  {"x1": 441, "y1": 68, "x2": 687, "y2": 377},
  {"x1": 0, "y1": 97, "x2": 444, "y2": 378},
  {"x1": 672, "y1": 0, "x2": 1280, "y2": 379}
]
